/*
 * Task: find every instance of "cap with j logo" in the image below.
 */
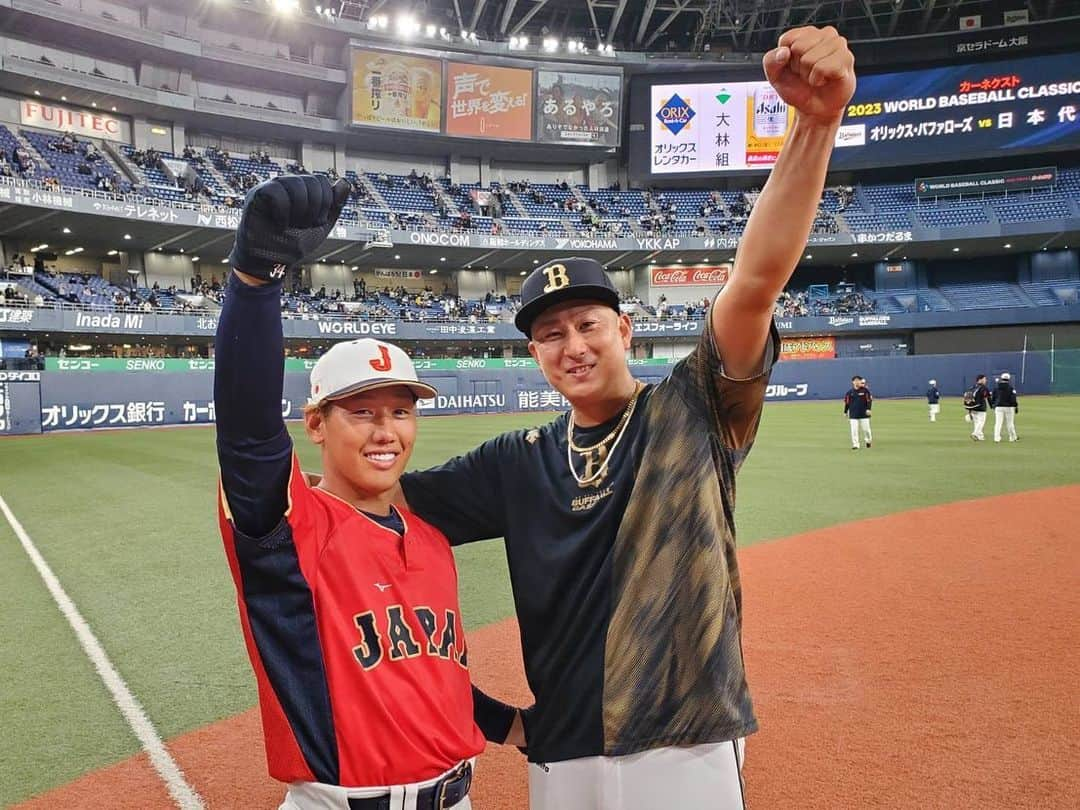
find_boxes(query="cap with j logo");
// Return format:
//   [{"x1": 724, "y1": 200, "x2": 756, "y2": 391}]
[
  {"x1": 514, "y1": 257, "x2": 621, "y2": 337},
  {"x1": 308, "y1": 338, "x2": 438, "y2": 406}
]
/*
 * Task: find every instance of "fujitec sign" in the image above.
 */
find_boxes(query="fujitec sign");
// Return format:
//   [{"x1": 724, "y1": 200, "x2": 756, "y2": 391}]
[{"x1": 21, "y1": 100, "x2": 125, "y2": 142}]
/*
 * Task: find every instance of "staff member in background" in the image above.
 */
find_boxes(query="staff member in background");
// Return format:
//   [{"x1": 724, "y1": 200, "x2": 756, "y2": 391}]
[
  {"x1": 964, "y1": 373, "x2": 991, "y2": 441},
  {"x1": 843, "y1": 375, "x2": 873, "y2": 449},
  {"x1": 926, "y1": 379, "x2": 941, "y2": 422},
  {"x1": 992, "y1": 372, "x2": 1020, "y2": 443}
]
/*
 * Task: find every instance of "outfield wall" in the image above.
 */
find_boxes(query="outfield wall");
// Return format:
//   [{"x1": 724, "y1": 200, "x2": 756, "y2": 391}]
[{"x1": 0, "y1": 350, "x2": 1056, "y2": 434}]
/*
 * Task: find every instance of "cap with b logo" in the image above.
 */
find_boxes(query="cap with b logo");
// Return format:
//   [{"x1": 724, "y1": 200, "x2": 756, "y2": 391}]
[
  {"x1": 514, "y1": 257, "x2": 621, "y2": 336},
  {"x1": 308, "y1": 338, "x2": 438, "y2": 406}
]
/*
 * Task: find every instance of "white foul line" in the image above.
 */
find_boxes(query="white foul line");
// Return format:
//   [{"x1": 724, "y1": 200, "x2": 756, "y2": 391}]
[{"x1": 0, "y1": 493, "x2": 206, "y2": 810}]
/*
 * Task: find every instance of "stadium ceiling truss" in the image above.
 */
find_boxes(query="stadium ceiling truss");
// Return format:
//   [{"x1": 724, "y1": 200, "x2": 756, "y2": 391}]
[{"x1": 332, "y1": 0, "x2": 1077, "y2": 53}]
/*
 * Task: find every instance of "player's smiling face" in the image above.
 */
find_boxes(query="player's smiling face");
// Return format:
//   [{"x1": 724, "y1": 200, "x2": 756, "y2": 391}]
[
  {"x1": 306, "y1": 386, "x2": 417, "y2": 505},
  {"x1": 528, "y1": 300, "x2": 633, "y2": 402}
]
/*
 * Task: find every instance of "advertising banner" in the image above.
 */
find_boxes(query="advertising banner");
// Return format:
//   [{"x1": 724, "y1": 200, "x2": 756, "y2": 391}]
[
  {"x1": 446, "y1": 63, "x2": 533, "y2": 140},
  {"x1": 351, "y1": 49, "x2": 442, "y2": 132},
  {"x1": 780, "y1": 336, "x2": 837, "y2": 361},
  {"x1": 915, "y1": 166, "x2": 1057, "y2": 198},
  {"x1": 649, "y1": 265, "x2": 730, "y2": 286},
  {"x1": 644, "y1": 50, "x2": 1080, "y2": 175},
  {"x1": 20, "y1": 99, "x2": 125, "y2": 142},
  {"x1": 651, "y1": 82, "x2": 795, "y2": 173},
  {"x1": 536, "y1": 70, "x2": 622, "y2": 146}
]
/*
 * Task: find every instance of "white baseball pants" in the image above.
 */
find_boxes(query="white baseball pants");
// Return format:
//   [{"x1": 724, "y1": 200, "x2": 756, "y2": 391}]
[
  {"x1": 279, "y1": 760, "x2": 473, "y2": 810},
  {"x1": 929, "y1": 403, "x2": 940, "y2": 421},
  {"x1": 994, "y1": 407, "x2": 1017, "y2": 442},
  {"x1": 849, "y1": 417, "x2": 872, "y2": 447},
  {"x1": 971, "y1": 410, "x2": 988, "y2": 440},
  {"x1": 528, "y1": 739, "x2": 746, "y2": 810}
]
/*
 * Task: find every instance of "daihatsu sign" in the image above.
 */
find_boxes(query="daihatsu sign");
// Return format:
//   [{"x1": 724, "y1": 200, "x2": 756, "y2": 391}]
[{"x1": 20, "y1": 100, "x2": 125, "y2": 142}]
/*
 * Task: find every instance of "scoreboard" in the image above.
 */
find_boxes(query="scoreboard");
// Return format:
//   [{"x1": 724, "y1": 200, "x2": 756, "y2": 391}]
[{"x1": 636, "y1": 50, "x2": 1080, "y2": 177}]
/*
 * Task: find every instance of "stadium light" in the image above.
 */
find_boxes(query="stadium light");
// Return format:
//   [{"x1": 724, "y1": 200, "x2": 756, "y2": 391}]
[
  {"x1": 850, "y1": 252, "x2": 859, "y2": 257},
  {"x1": 426, "y1": 24, "x2": 437, "y2": 37},
  {"x1": 396, "y1": 14, "x2": 420, "y2": 37},
  {"x1": 351, "y1": 265, "x2": 359, "y2": 271},
  {"x1": 805, "y1": 254, "x2": 812, "y2": 260},
  {"x1": 1003, "y1": 243, "x2": 1012, "y2": 248},
  {"x1": 440, "y1": 256, "x2": 446, "y2": 262},
  {"x1": 270, "y1": 0, "x2": 300, "y2": 15},
  {"x1": 61, "y1": 95, "x2": 67, "y2": 101},
  {"x1": 107, "y1": 249, "x2": 118, "y2": 256},
  {"x1": 533, "y1": 259, "x2": 539, "y2": 264},
  {"x1": 91, "y1": 102, "x2": 97, "y2": 108},
  {"x1": 192, "y1": 256, "x2": 200, "y2": 262},
  {"x1": 30, "y1": 243, "x2": 48, "y2": 252},
  {"x1": 62, "y1": 227, "x2": 72, "y2": 234},
  {"x1": 221, "y1": 258, "x2": 229, "y2": 263},
  {"x1": 429, "y1": 269, "x2": 438, "y2": 274},
  {"x1": 439, "y1": 27, "x2": 450, "y2": 41},
  {"x1": 952, "y1": 247, "x2": 960, "y2": 252},
  {"x1": 394, "y1": 254, "x2": 401, "y2": 259},
  {"x1": 543, "y1": 37, "x2": 559, "y2": 52},
  {"x1": 34, "y1": 90, "x2": 40, "y2": 96},
  {"x1": 519, "y1": 271, "x2": 527, "y2": 276},
  {"x1": 123, "y1": 233, "x2": 131, "y2": 240},
  {"x1": 64, "y1": 247, "x2": 84, "y2": 256}
]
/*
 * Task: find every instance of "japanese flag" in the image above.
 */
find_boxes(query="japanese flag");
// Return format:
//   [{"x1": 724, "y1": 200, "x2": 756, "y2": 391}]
[{"x1": 959, "y1": 15, "x2": 982, "y2": 29}]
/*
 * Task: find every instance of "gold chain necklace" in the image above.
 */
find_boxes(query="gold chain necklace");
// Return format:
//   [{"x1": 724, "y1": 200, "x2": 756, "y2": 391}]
[{"x1": 567, "y1": 383, "x2": 643, "y2": 488}]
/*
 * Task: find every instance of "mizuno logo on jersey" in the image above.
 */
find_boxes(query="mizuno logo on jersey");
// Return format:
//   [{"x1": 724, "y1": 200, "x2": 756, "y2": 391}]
[{"x1": 352, "y1": 605, "x2": 467, "y2": 672}]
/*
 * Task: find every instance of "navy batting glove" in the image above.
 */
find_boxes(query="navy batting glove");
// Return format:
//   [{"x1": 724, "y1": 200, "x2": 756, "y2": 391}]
[{"x1": 227, "y1": 174, "x2": 351, "y2": 282}]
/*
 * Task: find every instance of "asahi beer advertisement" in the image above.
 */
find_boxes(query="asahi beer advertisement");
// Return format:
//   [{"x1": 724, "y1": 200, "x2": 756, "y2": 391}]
[
  {"x1": 536, "y1": 70, "x2": 622, "y2": 146},
  {"x1": 351, "y1": 49, "x2": 442, "y2": 132}
]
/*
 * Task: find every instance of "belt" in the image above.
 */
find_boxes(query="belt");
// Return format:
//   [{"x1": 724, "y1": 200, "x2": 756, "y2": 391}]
[{"x1": 346, "y1": 762, "x2": 472, "y2": 810}]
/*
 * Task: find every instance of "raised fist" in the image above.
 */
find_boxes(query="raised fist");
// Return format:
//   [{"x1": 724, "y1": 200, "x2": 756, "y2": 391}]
[
  {"x1": 228, "y1": 174, "x2": 351, "y2": 282},
  {"x1": 763, "y1": 26, "x2": 856, "y2": 126}
]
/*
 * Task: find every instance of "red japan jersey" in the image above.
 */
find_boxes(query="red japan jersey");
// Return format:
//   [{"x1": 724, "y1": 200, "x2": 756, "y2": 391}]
[{"x1": 218, "y1": 453, "x2": 485, "y2": 787}]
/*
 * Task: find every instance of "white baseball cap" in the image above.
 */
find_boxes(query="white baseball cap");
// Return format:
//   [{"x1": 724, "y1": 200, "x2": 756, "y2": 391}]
[
  {"x1": 308, "y1": 339, "x2": 437, "y2": 406},
  {"x1": 1000, "y1": 372, "x2": 1011, "y2": 381},
  {"x1": 929, "y1": 379, "x2": 937, "y2": 385}
]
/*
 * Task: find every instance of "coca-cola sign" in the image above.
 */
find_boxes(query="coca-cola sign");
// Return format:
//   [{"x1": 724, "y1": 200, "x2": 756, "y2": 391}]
[{"x1": 650, "y1": 265, "x2": 730, "y2": 286}]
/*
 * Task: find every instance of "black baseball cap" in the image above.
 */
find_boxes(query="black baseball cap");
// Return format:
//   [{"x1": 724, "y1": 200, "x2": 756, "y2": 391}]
[{"x1": 514, "y1": 257, "x2": 621, "y2": 336}]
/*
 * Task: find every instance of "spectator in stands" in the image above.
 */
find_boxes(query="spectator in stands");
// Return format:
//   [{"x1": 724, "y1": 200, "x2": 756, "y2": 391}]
[
  {"x1": 84, "y1": 142, "x2": 100, "y2": 162},
  {"x1": 0, "y1": 154, "x2": 11, "y2": 177},
  {"x1": 13, "y1": 146, "x2": 36, "y2": 176}
]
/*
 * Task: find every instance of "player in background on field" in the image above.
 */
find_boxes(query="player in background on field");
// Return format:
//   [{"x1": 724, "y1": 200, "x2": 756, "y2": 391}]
[
  {"x1": 214, "y1": 174, "x2": 507, "y2": 810},
  {"x1": 926, "y1": 379, "x2": 941, "y2": 422},
  {"x1": 992, "y1": 371, "x2": 1020, "y2": 442},
  {"x1": 844, "y1": 375, "x2": 873, "y2": 449},
  {"x1": 391, "y1": 26, "x2": 856, "y2": 810},
  {"x1": 965, "y1": 373, "x2": 991, "y2": 441}
]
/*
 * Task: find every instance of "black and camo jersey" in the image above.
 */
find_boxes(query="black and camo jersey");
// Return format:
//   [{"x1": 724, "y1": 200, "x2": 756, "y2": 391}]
[{"x1": 402, "y1": 321, "x2": 780, "y2": 764}]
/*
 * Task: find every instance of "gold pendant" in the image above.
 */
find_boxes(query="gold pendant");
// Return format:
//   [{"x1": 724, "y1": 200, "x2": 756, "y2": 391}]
[{"x1": 576, "y1": 445, "x2": 609, "y2": 488}]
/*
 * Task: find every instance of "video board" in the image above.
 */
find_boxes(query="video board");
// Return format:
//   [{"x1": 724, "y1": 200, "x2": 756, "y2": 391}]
[{"x1": 637, "y1": 50, "x2": 1080, "y2": 176}]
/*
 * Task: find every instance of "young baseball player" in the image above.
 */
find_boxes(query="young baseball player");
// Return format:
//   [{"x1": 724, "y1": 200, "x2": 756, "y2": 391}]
[
  {"x1": 390, "y1": 26, "x2": 855, "y2": 810},
  {"x1": 843, "y1": 375, "x2": 873, "y2": 449},
  {"x1": 215, "y1": 175, "x2": 500, "y2": 810},
  {"x1": 992, "y1": 372, "x2": 1020, "y2": 442},
  {"x1": 927, "y1": 379, "x2": 941, "y2": 422}
]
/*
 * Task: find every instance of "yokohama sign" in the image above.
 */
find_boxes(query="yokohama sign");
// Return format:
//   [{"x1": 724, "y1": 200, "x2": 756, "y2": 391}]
[{"x1": 650, "y1": 265, "x2": 730, "y2": 286}]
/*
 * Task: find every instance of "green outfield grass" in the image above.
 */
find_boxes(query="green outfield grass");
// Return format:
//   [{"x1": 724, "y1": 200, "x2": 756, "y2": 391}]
[{"x1": 1, "y1": 396, "x2": 1078, "y2": 805}]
